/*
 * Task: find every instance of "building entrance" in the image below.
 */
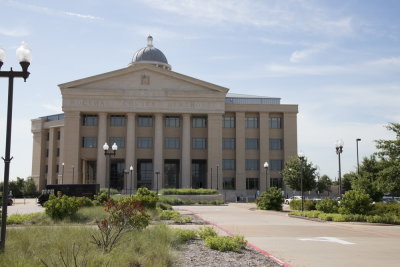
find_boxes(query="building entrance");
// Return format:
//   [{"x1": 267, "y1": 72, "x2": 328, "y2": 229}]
[
  {"x1": 137, "y1": 159, "x2": 153, "y2": 189},
  {"x1": 110, "y1": 160, "x2": 124, "y2": 190},
  {"x1": 192, "y1": 160, "x2": 207, "y2": 188},
  {"x1": 164, "y1": 160, "x2": 180, "y2": 188}
]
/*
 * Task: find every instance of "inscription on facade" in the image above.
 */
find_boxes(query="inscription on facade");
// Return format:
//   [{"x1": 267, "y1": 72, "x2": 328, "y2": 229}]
[{"x1": 141, "y1": 74, "x2": 150, "y2": 85}]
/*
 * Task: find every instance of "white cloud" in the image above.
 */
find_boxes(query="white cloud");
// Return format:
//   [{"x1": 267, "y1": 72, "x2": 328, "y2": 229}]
[
  {"x1": 0, "y1": 26, "x2": 30, "y2": 37},
  {"x1": 64, "y1": 12, "x2": 103, "y2": 20}
]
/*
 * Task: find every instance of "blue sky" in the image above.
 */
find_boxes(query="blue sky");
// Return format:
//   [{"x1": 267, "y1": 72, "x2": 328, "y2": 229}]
[{"x1": 0, "y1": 0, "x2": 399, "y2": 182}]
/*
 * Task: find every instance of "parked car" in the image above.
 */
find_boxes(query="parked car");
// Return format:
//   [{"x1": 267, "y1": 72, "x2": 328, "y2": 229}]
[{"x1": 284, "y1": 195, "x2": 301, "y2": 204}]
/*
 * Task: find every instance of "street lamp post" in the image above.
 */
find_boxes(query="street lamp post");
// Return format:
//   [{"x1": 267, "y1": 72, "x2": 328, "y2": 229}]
[
  {"x1": 263, "y1": 162, "x2": 269, "y2": 191},
  {"x1": 335, "y1": 140, "x2": 344, "y2": 198},
  {"x1": 103, "y1": 142, "x2": 118, "y2": 198},
  {"x1": 356, "y1": 138, "x2": 361, "y2": 174},
  {"x1": 0, "y1": 42, "x2": 32, "y2": 252},
  {"x1": 129, "y1": 165, "x2": 133, "y2": 195},
  {"x1": 155, "y1": 170, "x2": 160, "y2": 194},
  {"x1": 298, "y1": 152, "x2": 305, "y2": 212},
  {"x1": 61, "y1": 162, "x2": 65, "y2": 184},
  {"x1": 216, "y1": 164, "x2": 219, "y2": 190}
]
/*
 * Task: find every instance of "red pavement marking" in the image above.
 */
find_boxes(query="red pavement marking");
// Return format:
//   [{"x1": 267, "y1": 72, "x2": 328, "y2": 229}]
[{"x1": 186, "y1": 209, "x2": 293, "y2": 267}]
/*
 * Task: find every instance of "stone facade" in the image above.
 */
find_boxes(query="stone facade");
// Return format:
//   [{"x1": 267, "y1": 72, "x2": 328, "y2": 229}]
[{"x1": 31, "y1": 41, "x2": 298, "y2": 201}]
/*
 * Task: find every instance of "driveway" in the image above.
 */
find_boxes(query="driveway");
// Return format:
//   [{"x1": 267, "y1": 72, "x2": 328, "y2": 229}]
[{"x1": 174, "y1": 203, "x2": 400, "y2": 267}]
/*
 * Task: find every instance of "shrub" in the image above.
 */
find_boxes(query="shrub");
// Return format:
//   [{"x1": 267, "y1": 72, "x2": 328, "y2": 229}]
[
  {"x1": 197, "y1": 226, "x2": 218, "y2": 239},
  {"x1": 204, "y1": 235, "x2": 247, "y2": 252},
  {"x1": 158, "y1": 195, "x2": 184, "y2": 205},
  {"x1": 289, "y1": 199, "x2": 317, "y2": 211},
  {"x1": 44, "y1": 194, "x2": 80, "y2": 220},
  {"x1": 99, "y1": 188, "x2": 119, "y2": 195},
  {"x1": 256, "y1": 187, "x2": 284, "y2": 211},
  {"x1": 132, "y1": 188, "x2": 159, "y2": 209},
  {"x1": 160, "y1": 210, "x2": 181, "y2": 220},
  {"x1": 371, "y1": 202, "x2": 400, "y2": 216},
  {"x1": 316, "y1": 198, "x2": 339, "y2": 213},
  {"x1": 93, "y1": 192, "x2": 108, "y2": 205},
  {"x1": 157, "y1": 202, "x2": 172, "y2": 210},
  {"x1": 75, "y1": 196, "x2": 94, "y2": 207},
  {"x1": 6, "y1": 213, "x2": 42, "y2": 225},
  {"x1": 173, "y1": 229, "x2": 198, "y2": 242},
  {"x1": 160, "y1": 188, "x2": 219, "y2": 195},
  {"x1": 339, "y1": 190, "x2": 372, "y2": 215}
]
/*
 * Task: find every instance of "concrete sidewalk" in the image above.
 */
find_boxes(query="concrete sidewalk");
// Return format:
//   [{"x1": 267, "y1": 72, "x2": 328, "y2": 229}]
[
  {"x1": 6, "y1": 198, "x2": 45, "y2": 215},
  {"x1": 174, "y1": 203, "x2": 400, "y2": 267}
]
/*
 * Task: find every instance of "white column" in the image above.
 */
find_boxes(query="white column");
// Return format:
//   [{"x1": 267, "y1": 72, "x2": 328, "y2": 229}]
[
  {"x1": 96, "y1": 113, "x2": 108, "y2": 188},
  {"x1": 153, "y1": 113, "x2": 163, "y2": 191},
  {"x1": 181, "y1": 114, "x2": 191, "y2": 188},
  {"x1": 125, "y1": 113, "x2": 136, "y2": 192}
]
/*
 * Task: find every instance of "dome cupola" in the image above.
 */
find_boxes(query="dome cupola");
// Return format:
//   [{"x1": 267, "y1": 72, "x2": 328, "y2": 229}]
[{"x1": 129, "y1": 36, "x2": 171, "y2": 70}]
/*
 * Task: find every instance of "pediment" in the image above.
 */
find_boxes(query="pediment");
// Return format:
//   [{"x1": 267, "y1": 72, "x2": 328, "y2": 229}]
[{"x1": 59, "y1": 64, "x2": 228, "y2": 96}]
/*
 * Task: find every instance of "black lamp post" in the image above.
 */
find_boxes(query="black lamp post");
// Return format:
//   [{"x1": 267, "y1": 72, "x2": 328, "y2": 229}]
[
  {"x1": 155, "y1": 170, "x2": 160, "y2": 194},
  {"x1": 129, "y1": 165, "x2": 133, "y2": 196},
  {"x1": 0, "y1": 42, "x2": 32, "y2": 252},
  {"x1": 216, "y1": 164, "x2": 219, "y2": 190},
  {"x1": 356, "y1": 138, "x2": 361, "y2": 174},
  {"x1": 335, "y1": 139, "x2": 344, "y2": 198},
  {"x1": 263, "y1": 162, "x2": 269, "y2": 191},
  {"x1": 298, "y1": 152, "x2": 305, "y2": 212},
  {"x1": 103, "y1": 142, "x2": 118, "y2": 198},
  {"x1": 61, "y1": 162, "x2": 64, "y2": 184}
]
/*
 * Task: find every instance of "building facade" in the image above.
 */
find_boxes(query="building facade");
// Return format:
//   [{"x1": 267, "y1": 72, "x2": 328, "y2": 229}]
[{"x1": 31, "y1": 36, "x2": 298, "y2": 200}]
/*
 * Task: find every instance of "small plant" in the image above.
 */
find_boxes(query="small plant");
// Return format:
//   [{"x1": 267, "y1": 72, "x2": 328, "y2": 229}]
[
  {"x1": 371, "y1": 202, "x2": 400, "y2": 216},
  {"x1": 75, "y1": 196, "x2": 94, "y2": 207},
  {"x1": 6, "y1": 212, "x2": 42, "y2": 225},
  {"x1": 339, "y1": 189, "x2": 372, "y2": 215},
  {"x1": 256, "y1": 187, "x2": 284, "y2": 211},
  {"x1": 91, "y1": 198, "x2": 150, "y2": 252},
  {"x1": 289, "y1": 199, "x2": 317, "y2": 211},
  {"x1": 316, "y1": 198, "x2": 339, "y2": 213},
  {"x1": 160, "y1": 210, "x2": 181, "y2": 220},
  {"x1": 197, "y1": 226, "x2": 218, "y2": 239},
  {"x1": 173, "y1": 229, "x2": 198, "y2": 242},
  {"x1": 93, "y1": 192, "x2": 109, "y2": 205},
  {"x1": 132, "y1": 187, "x2": 159, "y2": 209},
  {"x1": 160, "y1": 188, "x2": 219, "y2": 195},
  {"x1": 44, "y1": 193, "x2": 80, "y2": 220},
  {"x1": 204, "y1": 235, "x2": 247, "y2": 252}
]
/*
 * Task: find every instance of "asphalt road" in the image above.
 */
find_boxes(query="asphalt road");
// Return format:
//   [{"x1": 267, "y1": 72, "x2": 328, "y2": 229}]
[{"x1": 174, "y1": 203, "x2": 400, "y2": 267}]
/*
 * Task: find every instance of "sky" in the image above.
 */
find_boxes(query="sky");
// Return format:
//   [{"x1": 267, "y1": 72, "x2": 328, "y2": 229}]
[{"x1": 0, "y1": 0, "x2": 399, "y2": 182}]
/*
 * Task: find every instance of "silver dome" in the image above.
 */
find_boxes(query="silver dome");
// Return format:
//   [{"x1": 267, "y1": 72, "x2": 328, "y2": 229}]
[{"x1": 130, "y1": 36, "x2": 171, "y2": 70}]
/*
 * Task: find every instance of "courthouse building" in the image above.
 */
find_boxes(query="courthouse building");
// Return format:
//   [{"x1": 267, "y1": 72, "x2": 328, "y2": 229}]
[{"x1": 31, "y1": 36, "x2": 298, "y2": 200}]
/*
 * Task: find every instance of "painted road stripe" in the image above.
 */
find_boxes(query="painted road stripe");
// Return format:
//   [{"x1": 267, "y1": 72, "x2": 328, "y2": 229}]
[{"x1": 298, "y1": 237, "x2": 355, "y2": 245}]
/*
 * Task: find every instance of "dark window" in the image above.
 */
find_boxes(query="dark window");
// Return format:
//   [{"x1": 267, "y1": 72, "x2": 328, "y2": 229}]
[
  {"x1": 270, "y1": 178, "x2": 283, "y2": 189},
  {"x1": 86, "y1": 160, "x2": 97, "y2": 184},
  {"x1": 165, "y1": 116, "x2": 180, "y2": 127},
  {"x1": 269, "y1": 139, "x2": 283, "y2": 150},
  {"x1": 245, "y1": 138, "x2": 259, "y2": 150},
  {"x1": 223, "y1": 177, "x2": 235, "y2": 190},
  {"x1": 82, "y1": 137, "x2": 97, "y2": 148},
  {"x1": 56, "y1": 164, "x2": 59, "y2": 173},
  {"x1": 165, "y1": 137, "x2": 180, "y2": 149},
  {"x1": 57, "y1": 148, "x2": 60, "y2": 157},
  {"x1": 222, "y1": 138, "x2": 235, "y2": 150},
  {"x1": 269, "y1": 117, "x2": 282, "y2": 129},
  {"x1": 192, "y1": 138, "x2": 207, "y2": 149},
  {"x1": 45, "y1": 165, "x2": 48, "y2": 174},
  {"x1": 245, "y1": 117, "x2": 258, "y2": 128},
  {"x1": 137, "y1": 137, "x2": 153, "y2": 148},
  {"x1": 192, "y1": 117, "x2": 207, "y2": 128},
  {"x1": 246, "y1": 178, "x2": 259, "y2": 190},
  {"x1": 109, "y1": 137, "x2": 125, "y2": 148},
  {"x1": 164, "y1": 160, "x2": 180, "y2": 188},
  {"x1": 46, "y1": 132, "x2": 50, "y2": 141},
  {"x1": 192, "y1": 160, "x2": 207, "y2": 189},
  {"x1": 222, "y1": 116, "x2": 235, "y2": 128},
  {"x1": 137, "y1": 160, "x2": 153, "y2": 189},
  {"x1": 57, "y1": 131, "x2": 61, "y2": 140},
  {"x1": 110, "y1": 115, "x2": 126, "y2": 126},
  {"x1": 222, "y1": 159, "x2": 235, "y2": 170},
  {"x1": 82, "y1": 115, "x2": 98, "y2": 126},
  {"x1": 245, "y1": 159, "x2": 259, "y2": 170},
  {"x1": 46, "y1": 149, "x2": 49, "y2": 157},
  {"x1": 270, "y1": 160, "x2": 283, "y2": 171},
  {"x1": 138, "y1": 116, "x2": 153, "y2": 127}
]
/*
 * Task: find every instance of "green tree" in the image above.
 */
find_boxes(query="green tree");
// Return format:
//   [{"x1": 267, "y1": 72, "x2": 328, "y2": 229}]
[
  {"x1": 8, "y1": 177, "x2": 25, "y2": 197},
  {"x1": 24, "y1": 177, "x2": 38, "y2": 196},
  {"x1": 316, "y1": 175, "x2": 332, "y2": 195},
  {"x1": 341, "y1": 174, "x2": 353, "y2": 192},
  {"x1": 375, "y1": 123, "x2": 400, "y2": 195},
  {"x1": 281, "y1": 157, "x2": 318, "y2": 192}
]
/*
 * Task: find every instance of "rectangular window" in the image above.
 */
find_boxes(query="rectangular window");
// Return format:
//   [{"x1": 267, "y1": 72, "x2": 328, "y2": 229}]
[
  {"x1": 109, "y1": 137, "x2": 125, "y2": 148},
  {"x1": 137, "y1": 137, "x2": 153, "y2": 148},
  {"x1": 192, "y1": 117, "x2": 207, "y2": 128},
  {"x1": 222, "y1": 116, "x2": 235, "y2": 128},
  {"x1": 82, "y1": 137, "x2": 97, "y2": 148},
  {"x1": 57, "y1": 148, "x2": 60, "y2": 157},
  {"x1": 270, "y1": 178, "x2": 283, "y2": 189},
  {"x1": 245, "y1": 117, "x2": 258, "y2": 128},
  {"x1": 56, "y1": 164, "x2": 59, "y2": 173},
  {"x1": 57, "y1": 130, "x2": 61, "y2": 140},
  {"x1": 46, "y1": 149, "x2": 49, "y2": 157},
  {"x1": 192, "y1": 138, "x2": 207, "y2": 149},
  {"x1": 82, "y1": 115, "x2": 98, "y2": 126},
  {"x1": 45, "y1": 165, "x2": 48, "y2": 174},
  {"x1": 222, "y1": 138, "x2": 235, "y2": 150},
  {"x1": 269, "y1": 139, "x2": 283, "y2": 150},
  {"x1": 245, "y1": 159, "x2": 259, "y2": 170},
  {"x1": 46, "y1": 132, "x2": 49, "y2": 141},
  {"x1": 246, "y1": 178, "x2": 259, "y2": 190},
  {"x1": 269, "y1": 117, "x2": 282, "y2": 129},
  {"x1": 245, "y1": 138, "x2": 259, "y2": 150},
  {"x1": 222, "y1": 159, "x2": 235, "y2": 170},
  {"x1": 110, "y1": 115, "x2": 126, "y2": 126},
  {"x1": 165, "y1": 137, "x2": 180, "y2": 149},
  {"x1": 270, "y1": 160, "x2": 283, "y2": 171},
  {"x1": 165, "y1": 116, "x2": 180, "y2": 127},
  {"x1": 138, "y1": 116, "x2": 153, "y2": 127},
  {"x1": 223, "y1": 177, "x2": 235, "y2": 190}
]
